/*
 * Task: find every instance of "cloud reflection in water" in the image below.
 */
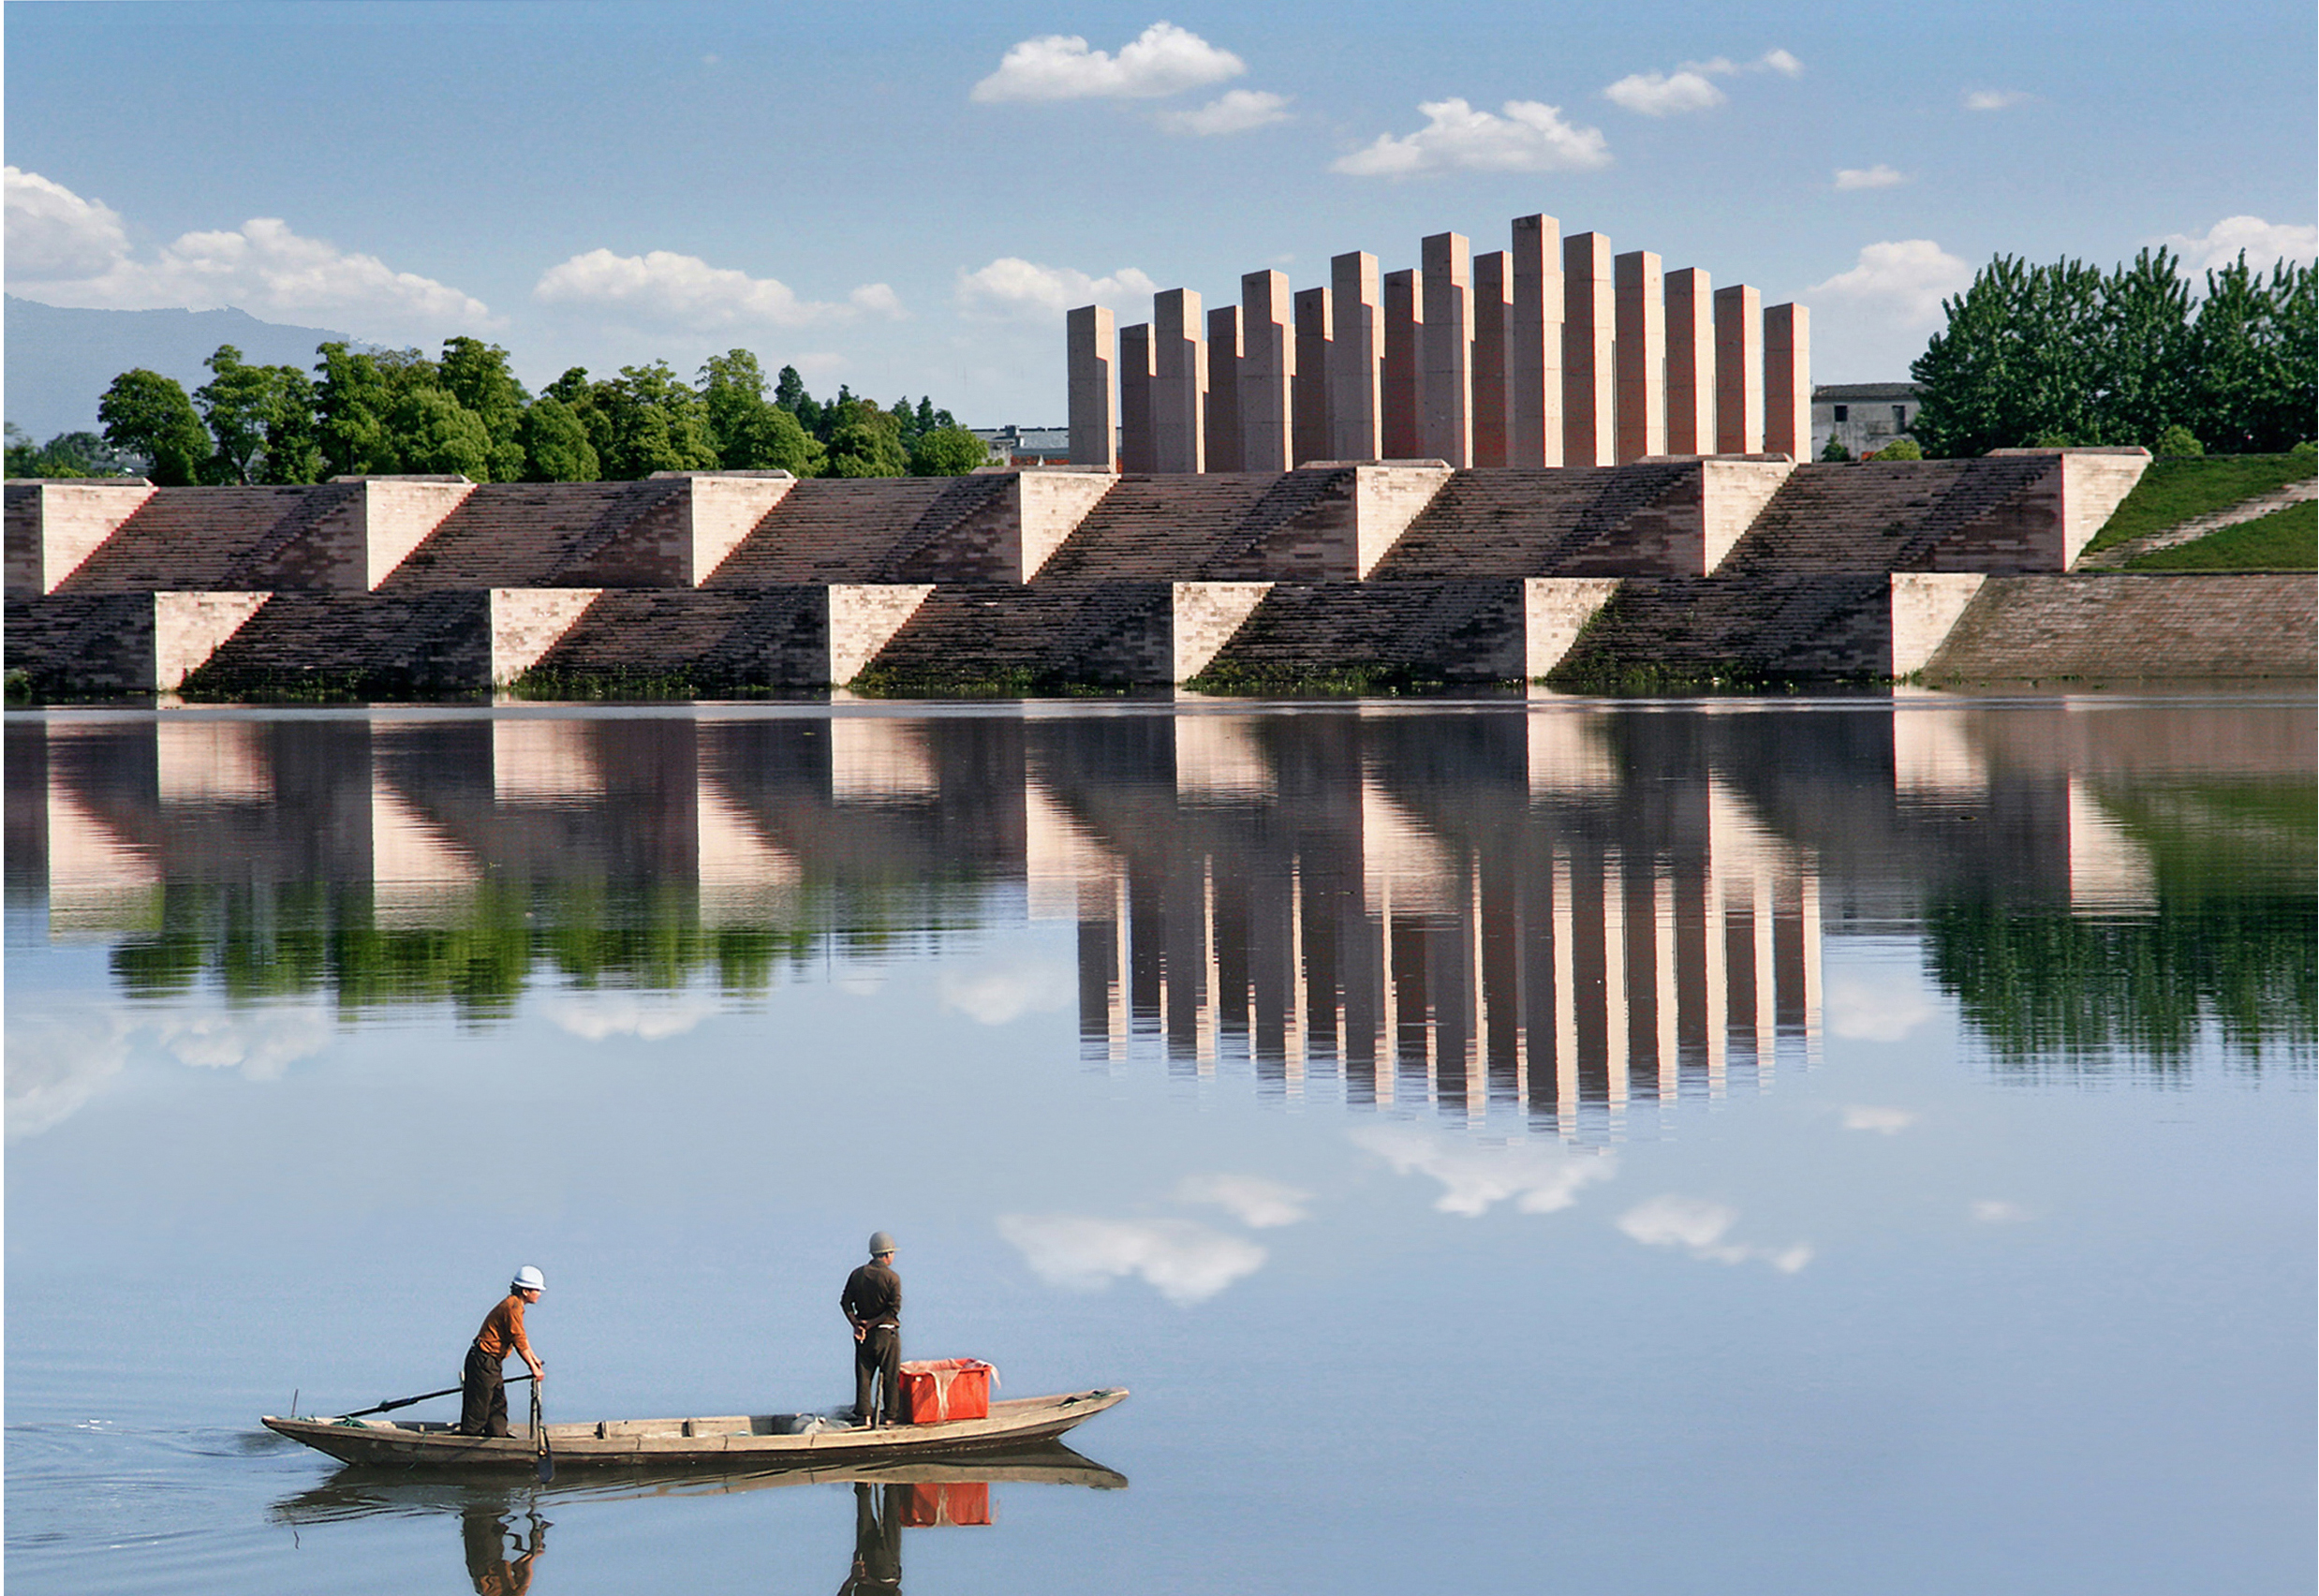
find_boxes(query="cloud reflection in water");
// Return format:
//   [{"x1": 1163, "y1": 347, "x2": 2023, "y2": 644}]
[
  {"x1": 1352, "y1": 1125, "x2": 1617, "y2": 1217},
  {"x1": 1617, "y1": 1195, "x2": 1812, "y2": 1272},
  {"x1": 997, "y1": 1214, "x2": 1267, "y2": 1305}
]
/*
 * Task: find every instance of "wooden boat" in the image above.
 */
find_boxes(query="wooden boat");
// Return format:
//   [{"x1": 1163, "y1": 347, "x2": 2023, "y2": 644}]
[
  {"x1": 269, "y1": 1441, "x2": 1128, "y2": 1523},
  {"x1": 261, "y1": 1387, "x2": 1128, "y2": 1470}
]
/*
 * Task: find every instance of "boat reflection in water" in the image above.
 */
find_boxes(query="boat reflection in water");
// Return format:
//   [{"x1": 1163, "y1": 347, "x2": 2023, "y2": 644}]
[{"x1": 269, "y1": 1442, "x2": 1126, "y2": 1594}]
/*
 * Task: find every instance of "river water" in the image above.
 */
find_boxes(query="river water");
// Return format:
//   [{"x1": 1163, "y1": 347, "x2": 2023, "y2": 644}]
[{"x1": 6, "y1": 693, "x2": 2312, "y2": 1595}]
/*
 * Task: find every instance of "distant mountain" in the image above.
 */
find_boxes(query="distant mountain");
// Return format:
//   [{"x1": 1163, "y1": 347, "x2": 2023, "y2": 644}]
[{"x1": 3, "y1": 297, "x2": 362, "y2": 442}]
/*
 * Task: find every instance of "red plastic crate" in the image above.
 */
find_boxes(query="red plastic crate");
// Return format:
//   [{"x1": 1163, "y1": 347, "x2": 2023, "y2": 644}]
[
  {"x1": 898, "y1": 1358, "x2": 993, "y2": 1424},
  {"x1": 902, "y1": 1481, "x2": 992, "y2": 1527}
]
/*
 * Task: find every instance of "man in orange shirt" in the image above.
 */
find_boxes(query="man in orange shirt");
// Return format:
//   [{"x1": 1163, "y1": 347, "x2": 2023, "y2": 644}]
[{"x1": 460, "y1": 1266, "x2": 547, "y2": 1438}]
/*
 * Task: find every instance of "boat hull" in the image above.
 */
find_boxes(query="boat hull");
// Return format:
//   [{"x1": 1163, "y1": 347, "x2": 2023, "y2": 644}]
[{"x1": 261, "y1": 1388, "x2": 1128, "y2": 1470}]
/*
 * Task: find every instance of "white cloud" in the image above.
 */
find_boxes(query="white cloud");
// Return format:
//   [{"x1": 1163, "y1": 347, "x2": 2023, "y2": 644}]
[
  {"x1": 937, "y1": 957, "x2": 1074, "y2": 1025},
  {"x1": 955, "y1": 258, "x2": 1160, "y2": 321},
  {"x1": 1809, "y1": 239, "x2": 1974, "y2": 328},
  {"x1": 545, "y1": 992, "x2": 718, "y2": 1041},
  {"x1": 8, "y1": 1003, "x2": 336, "y2": 1138},
  {"x1": 2154, "y1": 215, "x2": 2319, "y2": 277},
  {"x1": 1160, "y1": 89, "x2": 1292, "y2": 137},
  {"x1": 1835, "y1": 164, "x2": 1909, "y2": 191},
  {"x1": 997, "y1": 1214, "x2": 1265, "y2": 1304},
  {"x1": 7, "y1": 1012, "x2": 132, "y2": 1139},
  {"x1": 1972, "y1": 1199, "x2": 2031, "y2": 1223},
  {"x1": 7, "y1": 170, "x2": 494, "y2": 337},
  {"x1": 534, "y1": 249, "x2": 902, "y2": 330},
  {"x1": 1175, "y1": 1173, "x2": 1312, "y2": 1228},
  {"x1": 1604, "y1": 50, "x2": 1802, "y2": 115},
  {"x1": 1841, "y1": 1105, "x2": 1918, "y2": 1135},
  {"x1": 1617, "y1": 1194, "x2": 1811, "y2": 1271},
  {"x1": 1352, "y1": 1124, "x2": 1615, "y2": 1217},
  {"x1": 5, "y1": 165, "x2": 128, "y2": 278},
  {"x1": 1603, "y1": 70, "x2": 1726, "y2": 117},
  {"x1": 972, "y1": 22, "x2": 1244, "y2": 103},
  {"x1": 1962, "y1": 88, "x2": 2033, "y2": 111},
  {"x1": 1824, "y1": 971, "x2": 1939, "y2": 1041},
  {"x1": 157, "y1": 1008, "x2": 332, "y2": 1081},
  {"x1": 1333, "y1": 98, "x2": 1611, "y2": 179}
]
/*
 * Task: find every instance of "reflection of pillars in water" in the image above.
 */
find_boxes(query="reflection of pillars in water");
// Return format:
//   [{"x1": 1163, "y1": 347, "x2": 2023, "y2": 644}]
[
  {"x1": 1551, "y1": 848, "x2": 1578, "y2": 1142},
  {"x1": 1198, "y1": 856, "x2": 1219, "y2": 1075},
  {"x1": 1601, "y1": 850, "x2": 1628, "y2": 1129},
  {"x1": 1286, "y1": 856, "x2": 1307, "y2": 1099},
  {"x1": 1654, "y1": 869, "x2": 1678, "y2": 1107},
  {"x1": 1752, "y1": 870, "x2": 1777, "y2": 1086},
  {"x1": 1799, "y1": 866, "x2": 1823, "y2": 1066},
  {"x1": 1467, "y1": 858, "x2": 1487, "y2": 1128},
  {"x1": 1704, "y1": 844, "x2": 1728, "y2": 1099},
  {"x1": 1376, "y1": 872, "x2": 1396, "y2": 1108}
]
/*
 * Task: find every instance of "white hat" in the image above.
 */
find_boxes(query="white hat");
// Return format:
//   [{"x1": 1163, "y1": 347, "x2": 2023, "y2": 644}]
[{"x1": 511, "y1": 1265, "x2": 546, "y2": 1293}]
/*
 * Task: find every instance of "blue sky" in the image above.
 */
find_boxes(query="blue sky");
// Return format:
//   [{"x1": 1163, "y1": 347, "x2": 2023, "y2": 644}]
[{"x1": 7, "y1": 0, "x2": 2314, "y2": 423}]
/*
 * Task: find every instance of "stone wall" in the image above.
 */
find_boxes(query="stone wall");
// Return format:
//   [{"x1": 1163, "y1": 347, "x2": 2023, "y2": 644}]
[{"x1": 11, "y1": 450, "x2": 2302, "y2": 698}]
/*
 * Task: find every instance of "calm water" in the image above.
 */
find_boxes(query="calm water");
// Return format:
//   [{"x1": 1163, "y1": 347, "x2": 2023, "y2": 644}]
[{"x1": 7, "y1": 694, "x2": 2312, "y2": 1595}]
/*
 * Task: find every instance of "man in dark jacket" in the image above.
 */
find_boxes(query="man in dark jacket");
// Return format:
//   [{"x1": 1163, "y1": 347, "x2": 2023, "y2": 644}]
[{"x1": 840, "y1": 1233, "x2": 902, "y2": 1426}]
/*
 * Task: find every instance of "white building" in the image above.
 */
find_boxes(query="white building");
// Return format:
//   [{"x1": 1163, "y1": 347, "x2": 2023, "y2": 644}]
[{"x1": 1811, "y1": 383, "x2": 1921, "y2": 459}]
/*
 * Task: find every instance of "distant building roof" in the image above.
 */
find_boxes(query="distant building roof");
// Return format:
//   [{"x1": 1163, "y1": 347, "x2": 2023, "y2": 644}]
[{"x1": 1813, "y1": 382, "x2": 1920, "y2": 402}]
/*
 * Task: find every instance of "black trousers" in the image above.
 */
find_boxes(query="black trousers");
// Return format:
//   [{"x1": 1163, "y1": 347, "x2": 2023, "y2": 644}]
[
  {"x1": 460, "y1": 1342, "x2": 510, "y2": 1437},
  {"x1": 853, "y1": 1325, "x2": 900, "y2": 1423}
]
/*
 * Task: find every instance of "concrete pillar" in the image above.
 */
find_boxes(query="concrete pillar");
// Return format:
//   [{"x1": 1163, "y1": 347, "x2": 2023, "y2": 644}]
[
  {"x1": 1562, "y1": 232, "x2": 1616, "y2": 467},
  {"x1": 1664, "y1": 269, "x2": 1714, "y2": 456},
  {"x1": 1119, "y1": 322, "x2": 1155, "y2": 473},
  {"x1": 1614, "y1": 250, "x2": 1665, "y2": 463},
  {"x1": 1714, "y1": 285, "x2": 1764, "y2": 454},
  {"x1": 1292, "y1": 286, "x2": 1332, "y2": 468},
  {"x1": 1382, "y1": 267, "x2": 1424, "y2": 458},
  {"x1": 1153, "y1": 288, "x2": 1206, "y2": 474},
  {"x1": 1206, "y1": 304, "x2": 1244, "y2": 473},
  {"x1": 1508, "y1": 214, "x2": 1563, "y2": 467},
  {"x1": 1330, "y1": 252, "x2": 1383, "y2": 462},
  {"x1": 1765, "y1": 303, "x2": 1810, "y2": 460},
  {"x1": 1067, "y1": 304, "x2": 1116, "y2": 469},
  {"x1": 1240, "y1": 270, "x2": 1295, "y2": 473},
  {"x1": 1472, "y1": 251, "x2": 1512, "y2": 467},
  {"x1": 1420, "y1": 233, "x2": 1474, "y2": 467}
]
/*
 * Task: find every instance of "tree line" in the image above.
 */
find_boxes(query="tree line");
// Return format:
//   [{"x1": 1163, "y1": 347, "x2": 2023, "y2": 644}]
[
  {"x1": 7, "y1": 339, "x2": 990, "y2": 485},
  {"x1": 1910, "y1": 250, "x2": 2315, "y2": 458}
]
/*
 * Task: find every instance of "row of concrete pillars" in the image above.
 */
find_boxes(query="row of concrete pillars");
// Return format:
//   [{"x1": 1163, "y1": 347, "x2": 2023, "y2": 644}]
[{"x1": 1067, "y1": 214, "x2": 1809, "y2": 474}]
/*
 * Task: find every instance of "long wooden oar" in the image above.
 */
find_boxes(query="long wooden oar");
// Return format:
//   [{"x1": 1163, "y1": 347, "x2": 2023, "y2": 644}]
[
  {"x1": 532, "y1": 1379, "x2": 554, "y2": 1483},
  {"x1": 334, "y1": 1373, "x2": 534, "y2": 1420}
]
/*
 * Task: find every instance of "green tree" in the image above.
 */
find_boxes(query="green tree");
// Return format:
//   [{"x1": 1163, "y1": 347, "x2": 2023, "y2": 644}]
[
  {"x1": 2155, "y1": 424, "x2": 2204, "y2": 457},
  {"x1": 2097, "y1": 248, "x2": 2196, "y2": 448},
  {"x1": 773, "y1": 364, "x2": 808, "y2": 411},
  {"x1": 518, "y1": 396, "x2": 600, "y2": 481},
  {"x1": 382, "y1": 386, "x2": 492, "y2": 478},
  {"x1": 909, "y1": 424, "x2": 989, "y2": 476},
  {"x1": 438, "y1": 336, "x2": 530, "y2": 480},
  {"x1": 596, "y1": 362, "x2": 716, "y2": 479},
  {"x1": 821, "y1": 396, "x2": 908, "y2": 478},
  {"x1": 97, "y1": 368, "x2": 212, "y2": 485},
  {"x1": 1911, "y1": 256, "x2": 2107, "y2": 458},
  {"x1": 701, "y1": 349, "x2": 824, "y2": 475},
  {"x1": 1818, "y1": 434, "x2": 1851, "y2": 462},
  {"x1": 313, "y1": 342, "x2": 394, "y2": 477},
  {"x1": 541, "y1": 368, "x2": 615, "y2": 469},
  {"x1": 6, "y1": 426, "x2": 138, "y2": 478}
]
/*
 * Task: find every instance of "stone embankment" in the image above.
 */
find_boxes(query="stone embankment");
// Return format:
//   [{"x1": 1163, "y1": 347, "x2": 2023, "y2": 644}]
[{"x1": 5, "y1": 449, "x2": 2311, "y2": 697}]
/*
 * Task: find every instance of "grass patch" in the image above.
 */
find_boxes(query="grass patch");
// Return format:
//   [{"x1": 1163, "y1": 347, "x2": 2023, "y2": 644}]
[
  {"x1": 2123, "y1": 498, "x2": 2315, "y2": 571},
  {"x1": 504, "y1": 669, "x2": 830, "y2": 702},
  {"x1": 1179, "y1": 659, "x2": 1478, "y2": 697},
  {"x1": 2086, "y1": 453, "x2": 2316, "y2": 554},
  {"x1": 845, "y1": 663, "x2": 1134, "y2": 699}
]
